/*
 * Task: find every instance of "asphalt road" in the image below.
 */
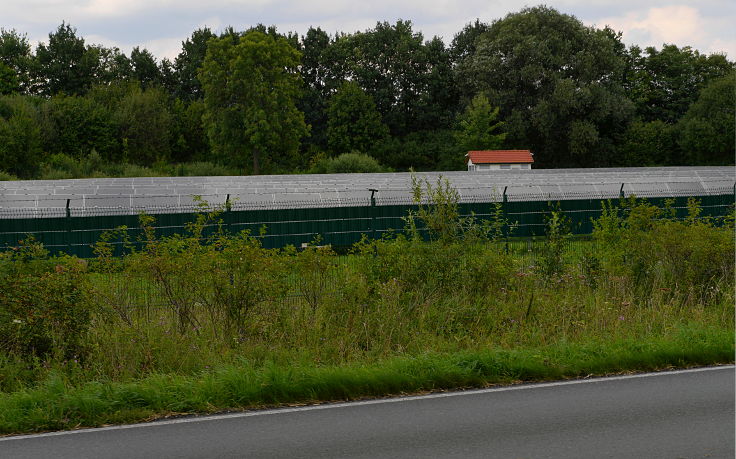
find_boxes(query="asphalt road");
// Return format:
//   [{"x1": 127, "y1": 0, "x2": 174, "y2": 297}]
[{"x1": 2, "y1": 366, "x2": 734, "y2": 459}]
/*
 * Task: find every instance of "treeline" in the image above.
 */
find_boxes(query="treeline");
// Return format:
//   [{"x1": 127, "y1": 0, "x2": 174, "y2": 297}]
[{"x1": 0, "y1": 5, "x2": 734, "y2": 179}]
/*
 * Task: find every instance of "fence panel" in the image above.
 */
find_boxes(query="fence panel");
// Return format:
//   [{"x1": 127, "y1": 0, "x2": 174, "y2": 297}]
[{"x1": 1, "y1": 191, "x2": 733, "y2": 257}]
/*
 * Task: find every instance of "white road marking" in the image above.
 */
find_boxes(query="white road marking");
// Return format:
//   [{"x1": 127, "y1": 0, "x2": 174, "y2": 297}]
[{"x1": 2, "y1": 365, "x2": 733, "y2": 441}]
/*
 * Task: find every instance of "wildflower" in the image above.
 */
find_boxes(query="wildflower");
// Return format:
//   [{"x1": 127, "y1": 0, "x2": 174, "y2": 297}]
[
  {"x1": 12, "y1": 319, "x2": 23, "y2": 324},
  {"x1": 618, "y1": 316, "x2": 625, "y2": 321}
]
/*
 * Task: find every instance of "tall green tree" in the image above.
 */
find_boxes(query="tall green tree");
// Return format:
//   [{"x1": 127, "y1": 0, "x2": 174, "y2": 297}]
[
  {"x1": 35, "y1": 22, "x2": 100, "y2": 96},
  {"x1": 91, "y1": 45, "x2": 132, "y2": 86},
  {"x1": 619, "y1": 120, "x2": 678, "y2": 166},
  {"x1": 329, "y1": 21, "x2": 456, "y2": 136},
  {"x1": 326, "y1": 81, "x2": 389, "y2": 157},
  {"x1": 173, "y1": 28, "x2": 216, "y2": 100},
  {"x1": 199, "y1": 31, "x2": 308, "y2": 174},
  {"x1": 130, "y1": 47, "x2": 161, "y2": 89},
  {"x1": 298, "y1": 27, "x2": 333, "y2": 152},
  {"x1": 458, "y1": 6, "x2": 633, "y2": 167},
  {"x1": 455, "y1": 93, "x2": 506, "y2": 152},
  {"x1": 0, "y1": 62, "x2": 19, "y2": 94},
  {"x1": 0, "y1": 29, "x2": 34, "y2": 94},
  {"x1": 626, "y1": 44, "x2": 733, "y2": 123},
  {"x1": 113, "y1": 86, "x2": 173, "y2": 165},
  {"x1": 449, "y1": 19, "x2": 490, "y2": 65},
  {"x1": 40, "y1": 94, "x2": 118, "y2": 160},
  {"x1": 676, "y1": 74, "x2": 735, "y2": 165},
  {"x1": 0, "y1": 95, "x2": 43, "y2": 177}
]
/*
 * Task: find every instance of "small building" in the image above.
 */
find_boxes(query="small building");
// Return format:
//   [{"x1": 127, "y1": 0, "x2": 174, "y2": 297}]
[{"x1": 466, "y1": 150, "x2": 534, "y2": 171}]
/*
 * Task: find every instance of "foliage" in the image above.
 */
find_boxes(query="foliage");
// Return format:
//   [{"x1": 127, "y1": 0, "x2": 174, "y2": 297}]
[
  {"x1": 592, "y1": 197, "x2": 735, "y2": 297},
  {"x1": 40, "y1": 93, "x2": 118, "y2": 160},
  {"x1": 173, "y1": 28, "x2": 216, "y2": 100},
  {"x1": 309, "y1": 151, "x2": 388, "y2": 174},
  {"x1": 326, "y1": 81, "x2": 389, "y2": 156},
  {"x1": 113, "y1": 85, "x2": 173, "y2": 165},
  {"x1": 619, "y1": 120, "x2": 678, "y2": 166},
  {"x1": 0, "y1": 239, "x2": 91, "y2": 361},
  {"x1": 455, "y1": 93, "x2": 507, "y2": 152},
  {"x1": 625, "y1": 44, "x2": 734, "y2": 123},
  {"x1": 34, "y1": 22, "x2": 100, "y2": 96},
  {"x1": 200, "y1": 31, "x2": 308, "y2": 174},
  {"x1": 458, "y1": 6, "x2": 634, "y2": 168},
  {"x1": 676, "y1": 74, "x2": 735, "y2": 165},
  {"x1": 0, "y1": 28, "x2": 34, "y2": 94},
  {"x1": 0, "y1": 193, "x2": 733, "y2": 434},
  {"x1": 0, "y1": 14, "x2": 734, "y2": 178},
  {"x1": 0, "y1": 95, "x2": 43, "y2": 178},
  {"x1": 536, "y1": 207, "x2": 572, "y2": 277}
]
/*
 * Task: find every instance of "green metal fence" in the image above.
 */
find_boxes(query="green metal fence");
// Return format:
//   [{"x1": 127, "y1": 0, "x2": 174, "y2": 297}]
[{"x1": 1, "y1": 192, "x2": 733, "y2": 258}]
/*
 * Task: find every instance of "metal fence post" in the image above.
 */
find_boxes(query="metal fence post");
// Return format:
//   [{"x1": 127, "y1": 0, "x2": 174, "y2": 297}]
[
  {"x1": 65, "y1": 198, "x2": 72, "y2": 255},
  {"x1": 225, "y1": 193, "x2": 231, "y2": 234},
  {"x1": 619, "y1": 183, "x2": 625, "y2": 199},
  {"x1": 502, "y1": 186, "x2": 509, "y2": 254},
  {"x1": 369, "y1": 189, "x2": 378, "y2": 241}
]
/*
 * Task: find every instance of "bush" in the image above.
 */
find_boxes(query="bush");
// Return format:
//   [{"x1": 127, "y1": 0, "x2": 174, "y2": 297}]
[
  {"x1": 0, "y1": 239, "x2": 91, "y2": 361},
  {"x1": 0, "y1": 170, "x2": 17, "y2": 180},
  {"x1": 309, "y1": 151, "x2": 388, "y2": 174},
  {"x1": 592, "y1": 197, "x2": 735, "y2": 297}
]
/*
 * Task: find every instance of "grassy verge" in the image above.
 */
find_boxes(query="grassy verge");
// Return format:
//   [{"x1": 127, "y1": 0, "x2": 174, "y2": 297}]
[{"x1": 1, "y1": 323, "x2": 731, "y2": 435}]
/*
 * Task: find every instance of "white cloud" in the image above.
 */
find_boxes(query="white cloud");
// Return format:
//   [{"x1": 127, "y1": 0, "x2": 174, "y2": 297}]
[{"x1": 599, "y1": 5, "x2": 705, "y2": 47}]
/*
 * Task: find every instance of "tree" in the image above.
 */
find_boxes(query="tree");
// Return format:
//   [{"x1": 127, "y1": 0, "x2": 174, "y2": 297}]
[
  {"x1": 326, "y1": 81, "x2": 389, "y2": 156},
  {"x1": 113, "y1": 86, "x2": 172, "y2": 165},
  {"x1": 676, "y1": 74, "x2": 735, "y2": 165},
  {"x1": 619, "y1": 120, "x2": 678, "y2": 166},
  {"x1": 328, "y1": 21, "x2": 456, "y2": 136},
  {"x1": 0, "y1": 95, "x2": 43, "y2": 177},
  {"x1": 626, "y1": 44, "x2": 733, "y2": 123},
  {"x1": 455, "y1": 93, "x2": 506, "y2": 152},
  {"x1": 449, "y1": 19, "x2": 490, "y2": 64},
  {"x1": 199, "y1": 31, "x2": 308, "y2": 174},
  {"x1": 298, "y1": 27, "x2": 333, "y2": 151},
  {"x1": 458, "y1": 6, "x2": 633, "y2": 167},
  {"x1": 91, "y1": 45, "x2": 132, "y2": 85},
  {"x1": 170, "y1": 98, "x2": 209, "y2": 163},
  {"x1": 130, "y1": 47, "x2": 161, "y2": 89},
  {"x1": 35, "y1": 22, "x2": 100, "y2": 96},
  {"x1": 0, "y1": 62, "x2": 19, "y2": 94},
  {"x1": 0, "y1": 29, "x2": 34, "y2": 94},
  {"x1": 40, "y1": 94, "x2": 118, "y2": 160},
  {"x1": 173, "y1": 28, "x2": 216, "y2": 100}
]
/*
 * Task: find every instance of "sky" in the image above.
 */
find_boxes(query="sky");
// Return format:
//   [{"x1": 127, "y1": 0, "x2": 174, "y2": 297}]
[{"x1": 2, "y1": 0, "x2": 735, "y2": 61}]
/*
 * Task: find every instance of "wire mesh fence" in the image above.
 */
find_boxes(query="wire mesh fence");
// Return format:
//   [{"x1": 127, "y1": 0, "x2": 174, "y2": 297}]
[{"x1": 1, "y1": 187, "x2": 733, "y2": 258}]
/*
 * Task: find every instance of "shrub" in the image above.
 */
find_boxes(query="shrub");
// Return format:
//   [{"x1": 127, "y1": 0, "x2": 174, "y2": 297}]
[
  {"x1": 309, "y1": 151, "x2": 388, "y2": 174},
  {"x1": 0, "y1": 239, "x2": 91, "y2": 361},
  {"x1": 0, "y1": 170, "x2": 17, "y2": 180}
]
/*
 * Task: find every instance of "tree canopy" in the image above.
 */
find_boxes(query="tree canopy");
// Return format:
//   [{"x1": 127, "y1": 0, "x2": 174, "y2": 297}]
[{"x1": 199, "y1": 31, "x2": 308, "y2": 174}]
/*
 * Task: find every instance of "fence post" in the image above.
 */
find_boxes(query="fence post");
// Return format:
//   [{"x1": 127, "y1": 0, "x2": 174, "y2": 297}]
[
  {"x1": 502, "y1": 186, "x2": 509, "y2": 254},
  {"x1": 368, "y1": 189, "x2": 378, "y2": 241},
  {"x1": 619, "y1": 183, "x2": 625, "y2": 199},
  {"x1": 65, "y1": 198, "x2": 72, "y2": 255},
  {"x1": 225, "y1": 193, "x2": 231, "y2": 235}
]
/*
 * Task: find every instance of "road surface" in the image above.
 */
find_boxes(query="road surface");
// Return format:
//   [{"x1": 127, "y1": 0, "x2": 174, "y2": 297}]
[{"x1": 2, "y1": 366, "x2": 734, "y2": 458}]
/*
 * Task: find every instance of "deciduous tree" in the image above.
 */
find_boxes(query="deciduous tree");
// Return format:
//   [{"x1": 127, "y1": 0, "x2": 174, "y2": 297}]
[
  {"x1": 326, "y1": 81, "x2": 389, "y2": 157},
  {"x1": 199, "y1": 31, "x2": 308, "y2": 174}
]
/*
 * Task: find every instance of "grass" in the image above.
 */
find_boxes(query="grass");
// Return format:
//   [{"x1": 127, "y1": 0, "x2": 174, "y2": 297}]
[{"x1": 0, "y1": 323, "x2": 731, "y2": 435}]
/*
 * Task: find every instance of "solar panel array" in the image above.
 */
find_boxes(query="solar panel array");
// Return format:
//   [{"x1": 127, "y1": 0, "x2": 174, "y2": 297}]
[{"x1": 1, "y1": 166, "x2": 733, "y2": 218}]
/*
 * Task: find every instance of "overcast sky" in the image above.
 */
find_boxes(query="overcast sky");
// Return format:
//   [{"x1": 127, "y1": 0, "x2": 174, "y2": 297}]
[{"x1": 2, "y1": 1, "x2": 735, "y2": 61}]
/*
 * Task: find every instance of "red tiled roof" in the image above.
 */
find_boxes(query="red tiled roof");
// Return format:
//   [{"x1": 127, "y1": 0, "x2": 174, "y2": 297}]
[{"x1": 466, "y1": 150, "x2": 534, "y2": 164}]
